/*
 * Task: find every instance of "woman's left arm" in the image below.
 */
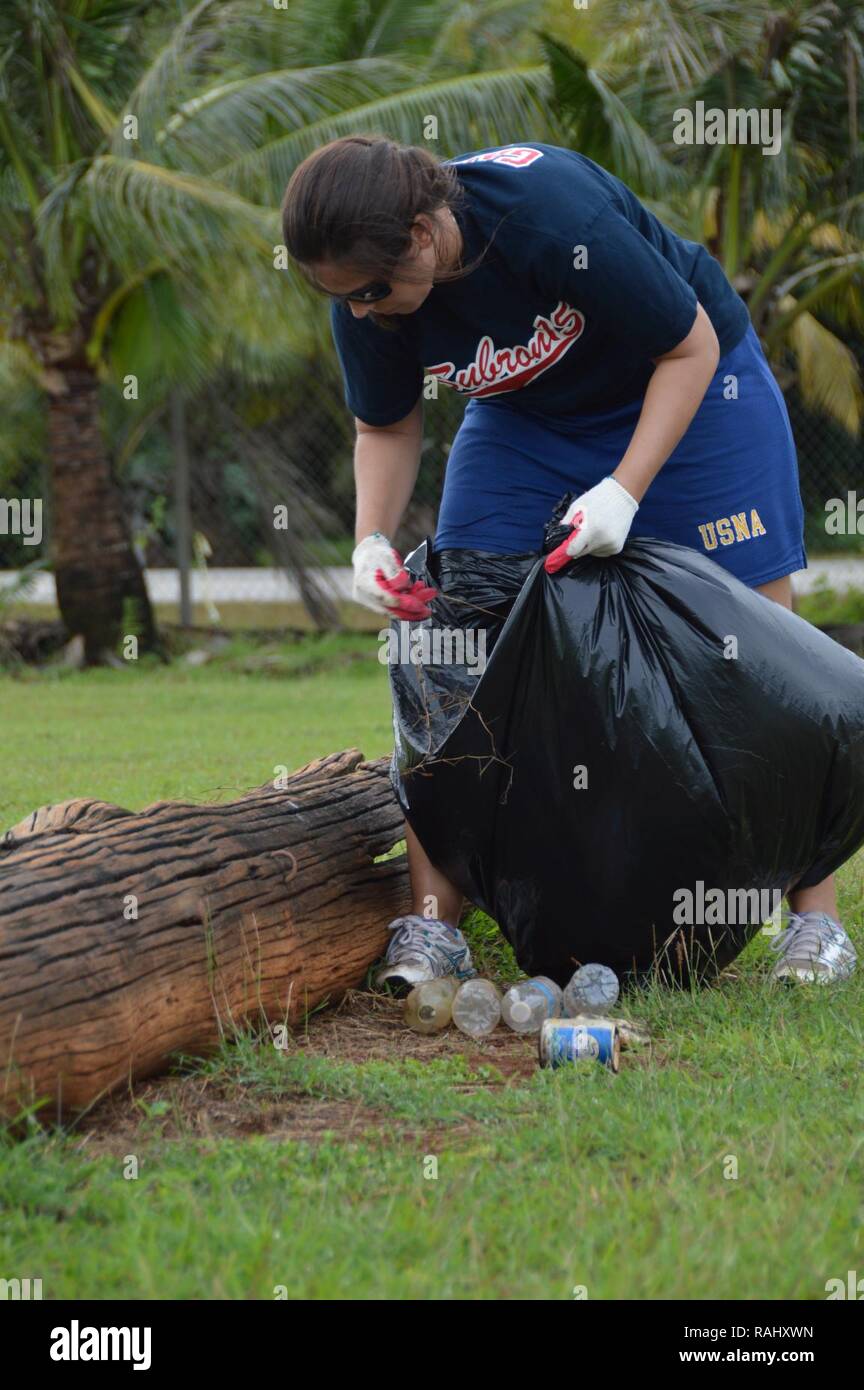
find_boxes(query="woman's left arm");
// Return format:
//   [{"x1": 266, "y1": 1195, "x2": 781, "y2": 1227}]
[
  {"x1": 613, "y1": 302, "x2": 720, "y2": 504},
  {"x1": 544, "y1": 303, "x2": 721, "y2": 572}
]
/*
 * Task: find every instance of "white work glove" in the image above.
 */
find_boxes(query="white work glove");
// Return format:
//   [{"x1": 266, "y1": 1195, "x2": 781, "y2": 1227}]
[
  {"x1": 544, "y1": 476, "x2": 639, "y2": 574},
  {"x1": 351, "y1": 532, "x2": 438, "y2": 620}
]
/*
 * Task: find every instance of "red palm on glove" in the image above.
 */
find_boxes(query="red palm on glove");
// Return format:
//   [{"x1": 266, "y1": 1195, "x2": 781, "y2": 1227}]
[
  {"x1": 544, "y1": 510, "x2": 585, "y2": 575},
  {"x1": 375, "y1": 565, "x2": 439, "y2": 621}
]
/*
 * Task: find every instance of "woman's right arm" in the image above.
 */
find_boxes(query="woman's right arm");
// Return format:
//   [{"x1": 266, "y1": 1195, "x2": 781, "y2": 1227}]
[
  {"x1": 350, "y1": 395, "x2": 437, "y2": 621},
  {"x1": 353, "y1": 396, "x2": 424, "y2": 544}
]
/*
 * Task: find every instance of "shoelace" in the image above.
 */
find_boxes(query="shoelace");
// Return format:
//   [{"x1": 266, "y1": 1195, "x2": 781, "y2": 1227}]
[
  {"x1": 386, "y1": 917, "x2": 473, "y2": 978},
  {"x1": 768, "y1": 912, "x2": 846, "y2": 963}
]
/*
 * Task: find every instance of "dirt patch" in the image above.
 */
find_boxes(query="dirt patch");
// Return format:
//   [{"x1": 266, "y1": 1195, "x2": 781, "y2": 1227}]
[
  {"x1": 71, "y1": 990, "x2": 657, "y2": 1154},
  {"x1": 71, "y1": 989, "x2": 540, "y2": 1156},
  {"x1": 289, "y1": 988, "x2": 656, "y2": 1076},
  {"x1": 73, "y1": 1083, "x2": 394, "y2": 1157},
  {"x1": 74, "y1": 1081, "x2": 487, "y2": 1159},
  {"x1": 290, "y1": 988, "x2": 540, "y2": 1077}
]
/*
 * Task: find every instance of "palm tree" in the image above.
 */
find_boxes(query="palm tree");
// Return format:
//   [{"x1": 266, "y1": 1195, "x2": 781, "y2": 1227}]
[
  {"x1": 541, "y1": 0, "x2": 864, "y2": 433},
  {"x1": 0, "y1": 0, "x2": 554, "y2": 658},
  {"x1": 0, "y1": 2, "x2": 162, "y2": 660}
]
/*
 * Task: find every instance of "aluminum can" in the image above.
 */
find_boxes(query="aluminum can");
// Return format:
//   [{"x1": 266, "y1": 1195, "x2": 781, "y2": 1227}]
[{"x1": 539, "y1": 1017, "x2": 621, "y2": 1072}]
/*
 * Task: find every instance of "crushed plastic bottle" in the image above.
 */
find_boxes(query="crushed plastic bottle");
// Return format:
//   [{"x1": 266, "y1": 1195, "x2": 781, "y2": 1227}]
[
  {"x1": 501, "y1": 976, "x2": 562, "y2": 1033},
  {"x1": 452, "y1": 979, "x2": 502, "y2": 1038},
  {"x1": 404, "y1": 978, "x2": 459, "y2": 1035},
  {"x1": 563, "y1": 963, "x2": 620, "y2": 1016},
  {"x1": 613, "y1": 1018, "x2": 651, "y2": 1049}
]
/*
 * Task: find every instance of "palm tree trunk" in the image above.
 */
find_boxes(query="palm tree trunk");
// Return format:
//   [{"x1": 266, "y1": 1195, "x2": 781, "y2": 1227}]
[{"x1": 48, "y1": 365, "x2": 156, "y2": 662}]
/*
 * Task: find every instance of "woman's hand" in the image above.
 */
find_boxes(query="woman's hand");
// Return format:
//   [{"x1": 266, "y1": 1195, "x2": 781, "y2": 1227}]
[
  {"x1": 544, "y1": 304, "x2": 720, "y2": 575},
  {"x1": 352, "y1": 532, "x2": 439, "y2": 620},
  {"x1": 544, "y1": 476, "x2": 639, "y2": 573}
]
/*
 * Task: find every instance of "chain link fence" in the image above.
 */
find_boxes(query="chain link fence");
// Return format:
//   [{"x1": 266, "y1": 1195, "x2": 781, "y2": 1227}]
[{"x1": 788, "y1": 391, "x2": 864, "y2": 553}]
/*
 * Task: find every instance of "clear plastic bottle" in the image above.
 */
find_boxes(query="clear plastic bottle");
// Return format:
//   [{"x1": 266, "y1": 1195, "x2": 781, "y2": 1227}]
[
  {"x1": 403, "y1": 978, "x2": 459, "y2": 1035},
  {"x1": 501, "y1": 977, "x2": 563, "y2": 1033},
  {"x1": 452, "y1": 979, "x2": 502, "y2": 1038},
  {"x1": 563, "y1": 963, "x2": 620, "y2": 1017}
]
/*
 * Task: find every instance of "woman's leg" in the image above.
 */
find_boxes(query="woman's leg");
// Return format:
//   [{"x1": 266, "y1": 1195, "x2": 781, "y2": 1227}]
[
  {"x1": 756, "y1": 574, "x2": 838, "y2": 919},
  {"x1": 405, "y1": 820, "x2": 464, "y2": 926},
  {"x1": 375, "y1": 823, "x2": 470, "y2": 987}
]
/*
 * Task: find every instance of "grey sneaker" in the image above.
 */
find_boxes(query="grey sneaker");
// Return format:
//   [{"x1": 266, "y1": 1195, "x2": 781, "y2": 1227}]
[
  {"x1": 769, "y1": 911, "x2": 857, "y2": 983},
  {"x1": 374, "y1": 914, "x2": 477, "y2": 991}
]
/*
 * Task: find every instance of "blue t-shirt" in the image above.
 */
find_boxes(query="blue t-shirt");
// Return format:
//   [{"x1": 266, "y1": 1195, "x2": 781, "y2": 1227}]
[{"x1": 329, "y1": 142, "x2": 750, "y2": 426}]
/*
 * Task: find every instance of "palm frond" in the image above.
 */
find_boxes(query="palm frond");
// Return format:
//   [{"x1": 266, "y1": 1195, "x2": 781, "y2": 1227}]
[
  {"x1": 594, "y1": 0, "x2": 770, "y2": 94},
  {"x1": 0, "y1": 335, "x2": 58, "y2": 394},
  {"x1": 0, "y1": 338, "x2": 45, "y2": 478},
  {"x1": 748, "y1": 206, "x2": 796, "y2": 256},
  {"x1": 36, "y1": 157, "x2": 97, "y2": 321},
  {"x1": 784, "y1": 303, "x2": 863, "y2": 434},
  {"x1": 152, "y1": 59, "x2": 409, "y2": 174},
  {"x1": 65, "y1": 155, "x2": 275, "y2": 271},
  {"x1": 811, "y1": 274, "x2": 864, "y2": 334},
  {"x1": 359, "y1": 0, "x2": 453, "y2": 59},
  {"x1": 273, "y1": 0, "x2": 458, "y2": 68},
  {"x1": 540, "y1": 34, "x2": 678, "y2": 198},
  {"x1": 212, "y1": 65, "x2": 553, "y2": 204},
  {"x1": 113, "y1": 0, "x2": 241, "y2": 159},
  {"x1": 103, "y1": 271, "x2": 218, "y2": 397},
  {"x1": 424, "y1": 0, "x2": 544, "y2": 74}
]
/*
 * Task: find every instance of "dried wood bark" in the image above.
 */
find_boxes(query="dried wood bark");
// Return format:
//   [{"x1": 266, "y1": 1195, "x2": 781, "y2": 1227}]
[{"x1": 0, "y1": 750, "x2": 409, "y2": 1117}]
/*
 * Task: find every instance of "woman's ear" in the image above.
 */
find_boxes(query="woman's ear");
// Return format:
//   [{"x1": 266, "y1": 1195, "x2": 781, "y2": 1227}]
[{"x1": 409, "y1": 214, "x2": 435, "y2": 252}]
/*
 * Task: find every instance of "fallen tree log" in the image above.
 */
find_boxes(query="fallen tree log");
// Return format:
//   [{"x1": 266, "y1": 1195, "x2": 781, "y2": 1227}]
[{"x1": 0, "y1": 750, "x2": 410, "y2": 1118}]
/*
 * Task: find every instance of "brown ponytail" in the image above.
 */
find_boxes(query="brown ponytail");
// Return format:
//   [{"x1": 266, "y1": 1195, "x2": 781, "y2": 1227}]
[{"x1": 281, "y1": 134, "x2": 500, "y2": 327}]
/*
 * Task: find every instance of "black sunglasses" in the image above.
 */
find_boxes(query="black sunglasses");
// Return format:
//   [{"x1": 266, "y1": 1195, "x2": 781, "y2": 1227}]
[{"x1": 327, "y1": 280, "x2": 392, "y2": 305}]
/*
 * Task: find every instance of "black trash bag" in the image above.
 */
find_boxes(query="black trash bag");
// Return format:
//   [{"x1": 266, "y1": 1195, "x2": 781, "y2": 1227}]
[{"x1": 387, "y1": 494, "x2": 864, "y2": 987}]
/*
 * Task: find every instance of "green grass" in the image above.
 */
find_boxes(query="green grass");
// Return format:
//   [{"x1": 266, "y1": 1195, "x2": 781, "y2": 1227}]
[
  {"x1": 3, "y1": 963, "x2": 863, "y2": 1299},
  {"x1": 804, "y1": 516, "x2": 864, "y2": 556},
  {"x1": 797, "y1": 583, "x2": 864, "y2": 628},
  {"x1": 1, "y1": 646, "x2": 863, "y2": 1300},
  {"x1": 3, "y1": 599, "x2": 385, "y2": 632},
  {"x1": 0, "y1": 633, "x2": 392, "y2": 827}
]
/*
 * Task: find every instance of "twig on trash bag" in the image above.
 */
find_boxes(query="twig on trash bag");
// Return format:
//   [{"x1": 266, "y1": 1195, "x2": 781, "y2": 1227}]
[
  {"x1": 398, "y1": 601, "x2": 517, "y2": 803},
  {"x1": 433, "y1": 594, "x2": 512, "y2": 622},
  {"x1": 408, "y1": 697, "x2": 516, "y2": 805}
]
